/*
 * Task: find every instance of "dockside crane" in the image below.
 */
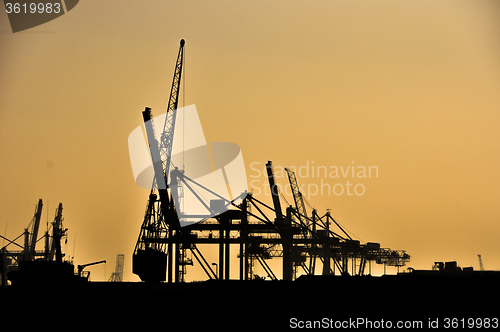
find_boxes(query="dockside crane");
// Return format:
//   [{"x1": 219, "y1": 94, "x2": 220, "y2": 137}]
[
  {"x1": 266, "y1": 161, "x2": 294, "y2": 280},
  {"x1": 285, "y1": 167, "x2": 315, "y2": 275},
  {"x1": 128, "y1": 41, "x2": 412, "y2": 283},
  {"x1": 78, "y1": 260, "x2": 106, "y2": 278},
  {"x1": 3, "y1": 201, "x2": 100, "y2": 285},
  {"x1": 133, "y1": 39, "x2": 185, "y2": 283},
  {"x1": 25, "y1": 199, "x2": 43, "y2": 262},
  {"x1": 49, "y1": 203, "x2": 66, "y2": 263}
]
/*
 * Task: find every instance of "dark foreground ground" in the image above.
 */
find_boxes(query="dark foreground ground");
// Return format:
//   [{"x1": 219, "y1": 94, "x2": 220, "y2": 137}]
[{"x1": 1, "y1": 275, "x2": 498, "y2": 330}]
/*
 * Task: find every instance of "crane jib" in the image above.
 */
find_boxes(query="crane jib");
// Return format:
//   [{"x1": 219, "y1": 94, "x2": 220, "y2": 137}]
[{"x1": 161, "y1": 39, "x2": 185, "y2": 186}]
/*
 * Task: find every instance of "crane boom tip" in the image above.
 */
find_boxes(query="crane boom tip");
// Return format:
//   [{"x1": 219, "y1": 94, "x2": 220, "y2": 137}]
[{"x1": 180, "y1": 39, "x2": 185, "y2": 47}]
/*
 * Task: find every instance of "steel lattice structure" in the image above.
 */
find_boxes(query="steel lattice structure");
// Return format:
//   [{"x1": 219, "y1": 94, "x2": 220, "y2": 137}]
[{"x1": 132, "y1": 40, "x2": 410, "y2": 283}]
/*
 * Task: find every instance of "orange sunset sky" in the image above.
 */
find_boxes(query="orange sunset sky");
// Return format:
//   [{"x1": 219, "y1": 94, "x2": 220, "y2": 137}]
[{"x1": 1, "y1": 1, "x2": 499, "y2": 281}]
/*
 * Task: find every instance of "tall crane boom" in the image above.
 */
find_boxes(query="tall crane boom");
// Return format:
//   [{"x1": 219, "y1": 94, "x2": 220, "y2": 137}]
[
  {"x1": 160, "y1": 39, "x2": 185, "y2": 185},
  {"x1": 285, "y1": 168, "x2": 308, "y2": 227},
  {"x1": 142, "y1": 39, "x2": 185, "y2": 229},
  {"x1": 133, "y1": 39, "x2": 185, "y2": 282}
]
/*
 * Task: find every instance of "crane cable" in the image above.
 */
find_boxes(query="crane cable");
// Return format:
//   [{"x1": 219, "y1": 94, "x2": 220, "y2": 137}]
[{"x1": 182, "y1": 44, "x2": 186, "y2": 213}]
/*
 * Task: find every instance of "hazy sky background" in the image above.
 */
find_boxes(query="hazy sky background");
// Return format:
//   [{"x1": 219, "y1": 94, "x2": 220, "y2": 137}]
[{"x1": 1, "y1": 0, "x2": 499, "y2": 281}]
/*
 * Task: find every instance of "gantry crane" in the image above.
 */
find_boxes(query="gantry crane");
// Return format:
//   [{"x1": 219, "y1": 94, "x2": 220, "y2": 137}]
[{"x1": 130, "y1": 41, "x2": 411, "y2": 283}]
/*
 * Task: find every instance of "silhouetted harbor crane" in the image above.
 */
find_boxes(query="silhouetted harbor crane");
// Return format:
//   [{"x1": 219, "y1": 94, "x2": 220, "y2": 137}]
[
  {"x1": 1, "y1": 201, "x2": 105, "y2": 285},
  {"x1": 131, "y1": 40, "x2": 410, "y2": 283}
]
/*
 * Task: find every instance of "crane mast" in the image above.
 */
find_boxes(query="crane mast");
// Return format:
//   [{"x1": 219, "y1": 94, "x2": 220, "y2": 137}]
[{"x1": 160, "y1": 38, "x2": 185, "y2": 177}]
